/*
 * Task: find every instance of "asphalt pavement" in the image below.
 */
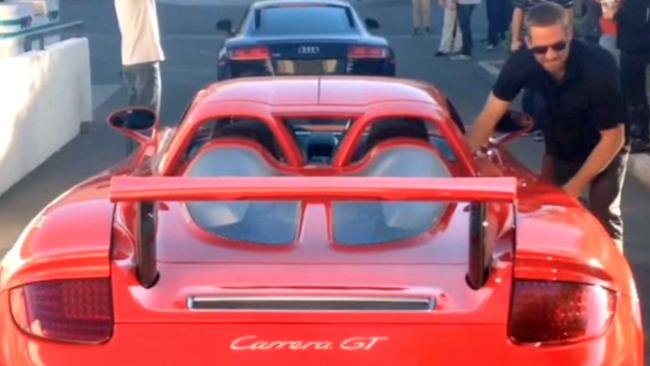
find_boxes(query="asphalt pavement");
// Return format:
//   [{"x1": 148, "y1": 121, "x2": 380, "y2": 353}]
[{"x1": 1, "y1": 0, "x2": 649, "y2": 359}]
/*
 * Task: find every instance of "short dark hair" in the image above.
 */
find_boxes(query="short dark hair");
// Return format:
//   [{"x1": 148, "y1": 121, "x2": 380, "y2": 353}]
[{"x1": 525, "y1": 2, "x2": 567, "y2": 31}]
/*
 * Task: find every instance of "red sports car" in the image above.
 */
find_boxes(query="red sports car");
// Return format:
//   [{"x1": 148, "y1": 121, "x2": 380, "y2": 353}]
[{"x1": 0, "y1": 76, "x2": 643, "y2": 365}]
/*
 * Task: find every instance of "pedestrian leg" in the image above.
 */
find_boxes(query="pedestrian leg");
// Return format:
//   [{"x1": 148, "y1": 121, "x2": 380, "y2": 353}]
[
  {"x1": 588, "y1": 152, "x2": 628, "y2": 250},
  {"x1": 438, "y1": 7, "x2": 457, "y2": 53},
  {"x1": 422, "y1": 0, "x2": 432, "y2": 33},
  {"x1": 122, "y1": 65, "x2": 138, "y2": 106},
  {"x1": 486, "y1": 0, "x2": 499, "y2": 47},
  {"x1": 451, "y1": 9, "x2": 462, "y2": 53},
  {"x1": 456, "y1": 4, "x2": 475, "y2": 57},
  {"x1": 132, "y1": 62, "x2": 161, "y2": 113},
  {"x1": 620, "y1": 51, "x2": 650, "y2": 151},
  {"x1": 122, "y1": 65, "x2": 139, "y2": 155},
  {"x1": 412, "y1": 0, "x2": 423, "y2": 33}
]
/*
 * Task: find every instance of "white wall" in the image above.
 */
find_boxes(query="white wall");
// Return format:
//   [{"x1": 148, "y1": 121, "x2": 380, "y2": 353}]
[{"x1": 0, "y1": 38, "x2": 91, "y2": 195}]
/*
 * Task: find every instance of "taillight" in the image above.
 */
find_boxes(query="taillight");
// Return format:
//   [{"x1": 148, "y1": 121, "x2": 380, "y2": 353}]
[
  {"x1": 10, "y1": 278, "x2": 113, "y2": 344},
  {"x1": 347, "y1": 46, "x2": 388, "y2": 59},
  {"x1": 228, "y1": 46, "x2": 270, "y2": 61},
  {"x1": 509, "y1": 280, "x2": 616, "y2": 345}
]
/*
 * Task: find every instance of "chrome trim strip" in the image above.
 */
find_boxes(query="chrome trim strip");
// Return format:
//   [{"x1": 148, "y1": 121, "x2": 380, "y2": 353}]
[{"x1": 187, "y1": 296, "x2": 434, "y2": 311}]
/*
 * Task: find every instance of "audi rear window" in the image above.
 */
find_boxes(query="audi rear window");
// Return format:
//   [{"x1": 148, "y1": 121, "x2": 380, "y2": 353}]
[{"x1": 256, "y1": 6, "x2": 354, "y2": 35}]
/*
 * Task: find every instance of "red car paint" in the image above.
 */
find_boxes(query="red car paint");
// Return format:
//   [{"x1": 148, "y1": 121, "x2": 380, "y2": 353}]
[{"x1": 0, "y1": 76, "x2": 642, "y2": 365}]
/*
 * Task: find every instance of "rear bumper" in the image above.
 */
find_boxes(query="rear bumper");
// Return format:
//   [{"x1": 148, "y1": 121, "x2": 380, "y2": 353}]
[{"x1": 0, "y1": 305, "x2": 641, "y2": 365}]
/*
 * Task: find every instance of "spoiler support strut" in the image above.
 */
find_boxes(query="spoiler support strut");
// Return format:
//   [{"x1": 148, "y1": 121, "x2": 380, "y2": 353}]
[
  {"x1": 136, "y1": 201, "x2": 158, "y2": 288},
  {"x1": 467, "y1": 202, "x2": 489, "y2": 289}
]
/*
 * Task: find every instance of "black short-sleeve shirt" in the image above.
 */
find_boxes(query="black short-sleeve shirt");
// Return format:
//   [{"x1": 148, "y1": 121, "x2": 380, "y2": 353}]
[
  {"x1": 492, "y1": 40, "x2": 626, "y2": 162},
  {"x1": 513, "y1": 0, "x2": 574, "y2": 10}
]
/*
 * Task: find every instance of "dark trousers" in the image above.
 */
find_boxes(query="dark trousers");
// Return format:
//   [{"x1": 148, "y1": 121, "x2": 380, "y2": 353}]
[
  {"x1": 620, "y1": 51, "x2": 650, "y2": 142},
  {"x1": 486, "y1": 0, "x2": 511, "y2": 45},
  {"x1": 457, "y1": 4, "x2": 475, "y2": 56},
  {"x1": 541, "y1": 152, "x2": 628, "y2": 245},
  {"x1": 122, "y1": 61, "x2": 162, "y2": 154},
  {"x1": 582, "y1": 0, "x2": 602, "y2": 43},
  {"x1": 123, "y1": 61, "x2": 162, "y2": 113}
]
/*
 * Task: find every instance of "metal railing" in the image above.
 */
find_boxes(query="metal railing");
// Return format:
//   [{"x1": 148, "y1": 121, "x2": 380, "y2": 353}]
[{"x1": 0, "y1": 20, "x2": 83, "y2": 54}]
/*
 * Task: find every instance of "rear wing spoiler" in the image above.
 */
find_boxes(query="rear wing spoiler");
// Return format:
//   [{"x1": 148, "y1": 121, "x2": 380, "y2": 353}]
[{"x1": 110, "y1": 176, "x2": 517, "y2": 289}]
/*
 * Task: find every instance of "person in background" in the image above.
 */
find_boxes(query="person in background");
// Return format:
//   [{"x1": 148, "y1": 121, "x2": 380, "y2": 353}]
[
  {"x1": 594, "y1": 0, "x2": 619, "y2": 62},
  {"x1": 469, "y1": 2, "x2": 628, "y2": 250},
  {"x1": 581, "y1": 0, "x2": 603, "y2": 42},
  {"x1": 412, "y1": 0, "x2": 433, "y2": 34},
  {"x1": 486, "y1": 0, "x2": 512, "y2": 49},
  {"x1": 451, "y1": 0, "x2": 481, "y2": 60},
  {"x1": 616, "y1": 0, "x2": 650, "y2": 152},
  {"x1": 435, "y1": 0, "x2": 463, "y2": 56},
  {"x1": 114, "y1": 0, "x2": 165, "y2": 114}
]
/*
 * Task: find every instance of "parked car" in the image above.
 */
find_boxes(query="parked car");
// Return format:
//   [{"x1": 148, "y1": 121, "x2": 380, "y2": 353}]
[
  {"x1": 215, "y1": 0, "x2": 395, "y2": 79},
  {"x1": 0, "y1": 76, "x2": 642, "y2": 365}
]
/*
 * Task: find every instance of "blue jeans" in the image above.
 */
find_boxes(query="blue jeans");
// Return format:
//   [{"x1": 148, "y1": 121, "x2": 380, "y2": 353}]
[{"x1": 122, "y1": 61, "x2": 161, "y2": 113}]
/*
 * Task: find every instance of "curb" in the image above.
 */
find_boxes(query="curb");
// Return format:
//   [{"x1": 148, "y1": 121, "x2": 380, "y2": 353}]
[{"x1": 476, "y1": 59, "x2": 650, "y2": 190}]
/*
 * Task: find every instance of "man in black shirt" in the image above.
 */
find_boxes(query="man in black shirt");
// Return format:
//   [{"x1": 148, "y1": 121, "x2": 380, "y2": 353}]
[
  {"x1": 469, "y1": 2, "x2": 628, "y2": 248},
  {"x1": 511, "y1": 0, "x2": 575, "y2": 138},
  {"x1": 511, "y1": 0, "x2": 574, "y2": 52}
]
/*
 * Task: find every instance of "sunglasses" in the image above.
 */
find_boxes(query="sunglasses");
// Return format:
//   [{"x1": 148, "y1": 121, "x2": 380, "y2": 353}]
[{"x1": 529, "y1": 40, "x2": 568, "y2": 55}]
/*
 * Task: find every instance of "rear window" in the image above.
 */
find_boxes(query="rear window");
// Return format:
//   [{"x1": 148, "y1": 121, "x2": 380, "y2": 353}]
[
  {"x1": 181, "y1": 116, "x2": 456, "y2": 246},
  {"x1": 257, "y1": 6, "x2": 354, "y2": 35}
]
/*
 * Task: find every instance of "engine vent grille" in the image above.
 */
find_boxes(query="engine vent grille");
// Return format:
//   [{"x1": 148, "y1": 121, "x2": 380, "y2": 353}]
[{"x1": 187, "y1": 296, "x2": 434, "y2": 311}]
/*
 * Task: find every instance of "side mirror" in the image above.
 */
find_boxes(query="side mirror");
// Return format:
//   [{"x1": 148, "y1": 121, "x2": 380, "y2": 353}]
[
  {"x1": 108, "y1": 107, "x2": 158, "y2": 145},
  {"x1": 364, "y1": 18, "x2": 380, "y2": 30},
  {"x1": 216, "y1": 19, "x2": 233, "y2": 34},
  {"x1": 491, "y1": 110, "x2": 533, "y2": 145}
]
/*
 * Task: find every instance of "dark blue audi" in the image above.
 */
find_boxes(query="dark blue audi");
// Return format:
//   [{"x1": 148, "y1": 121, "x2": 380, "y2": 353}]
[{"x1": 215, "y1": 0, "x2": 396, "y2": 79}]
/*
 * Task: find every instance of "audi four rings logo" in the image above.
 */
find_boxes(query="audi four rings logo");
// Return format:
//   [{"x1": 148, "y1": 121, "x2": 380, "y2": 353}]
[{"x1": 297, "y1": 46, "x2": 320, "y2": 54}]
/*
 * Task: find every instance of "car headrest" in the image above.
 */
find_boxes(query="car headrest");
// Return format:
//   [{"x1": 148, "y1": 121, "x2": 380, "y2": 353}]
[
  {"x1": 365, "y1": 119, "x2": 429, "y2": 154},
  {"x1": 186, "y1": 143, "x2": 279, "y2": 178},
  {"x1": 356, "y1": 143, "x2": 451, "y2": 178},
  {"x1": 184, "y1": 143, "x2": 299, "y2": 245},
  {"x1": 335, "y1": 145, "x2": 450, "y2": 245},
  {"x1": 212, "y1": 120, "x2": 281, "y2": 159}
]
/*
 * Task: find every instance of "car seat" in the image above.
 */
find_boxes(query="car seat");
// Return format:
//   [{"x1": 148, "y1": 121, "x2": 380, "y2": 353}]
[
  {"x1": 184, "y1": 124, "x2": 298, "y2": 245},
  {"x1": 334, "y1": 119, "x2": 451, "y2": 245}
]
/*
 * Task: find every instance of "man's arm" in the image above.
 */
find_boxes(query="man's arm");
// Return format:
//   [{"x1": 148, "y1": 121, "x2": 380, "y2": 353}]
[
  {"x1": 563, "y1": 125, "x2": 625, "y2": 197},
  {"x1": 467, "y1": 93, "x2": 512, "y2": 151},
  {"x1": 511, "y1": 7, "x2": 525, "y2": 52}
]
